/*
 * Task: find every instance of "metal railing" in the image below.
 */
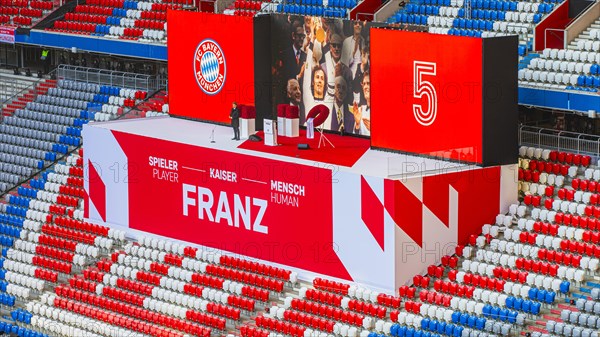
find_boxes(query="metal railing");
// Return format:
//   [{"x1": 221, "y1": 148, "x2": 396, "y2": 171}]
[
  {"x1": 545, "y1": 28, "x2": 566, "y2": 49},
  {"x1": 0, "y1": 69, "x2": 58, "y2": 123},
  {"x1": 355, "y1": 12, "x2": 374, "y2": 21},
  {"x1": 0, "y1": 77, "x2": 36, "y2": 105},
  {"x1": 56, "y1": 64, "x2": 160, "y2": 92},
  {"x1": 519, "y1": 125, "x2": 600, "y2": 160}
]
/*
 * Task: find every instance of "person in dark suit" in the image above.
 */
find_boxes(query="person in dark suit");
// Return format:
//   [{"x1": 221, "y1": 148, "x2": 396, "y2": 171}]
[
  {"x1": 280, "y1": 24, "x2": 307, "y2": 82},
  {"x1": 330, "y1": 76, "x2": 354, "y2": 134},
  {"x1": 229, "y1": 102, "x2": 240, "y2": 140}
]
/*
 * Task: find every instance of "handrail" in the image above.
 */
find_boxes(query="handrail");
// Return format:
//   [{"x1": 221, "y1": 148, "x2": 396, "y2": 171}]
[
  {"x1": 564, "y1": 1, "x2": 600, "y2": 46},
  {"x1": 355, "y1": 12, "x2": 374, "y2": 21},
  {"x1": 0, "y1": 78, "x2": 33, "y2": 105},
  {"x1": 519, "y1": 125, "x2": 600, "y2": 160},
  {"x1": 544, "y1": 28, "x2": 566, "y2": 49},
  {"x1": 0, "y1": 71, "x2": 163, "y2": 199},
  {"x1": 0, "y1": 69, "x2": 57, "y2": 123},
  {"x1": 56, "y1": 64, "x2": 159, "y2": 91}
]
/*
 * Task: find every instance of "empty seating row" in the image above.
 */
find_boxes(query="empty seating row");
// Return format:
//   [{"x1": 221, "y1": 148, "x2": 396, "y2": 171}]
[
  {"x1": 276, "y1": 4, "x2": 349, "y2": 17},
  {"x1": 0, "y1": 0, "x2": 54, "y2": 27},
  {"x1": 51, "y1": 0, "x2": 177, "y2": 43},
  {"x1": 558, "y1": 309, "x2": 600, "y2": 329},
  {"x1": 287, "y1": 0, "x2": 357, "y2": 8}
]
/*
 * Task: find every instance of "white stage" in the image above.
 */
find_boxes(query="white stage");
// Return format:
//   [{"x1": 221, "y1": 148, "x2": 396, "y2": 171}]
[
  {"x1": 84, "y1": 116, "x2": 517, "y2": 292},
  {"x1": 93, "y1": 116, "x2": 473, "y2": 179}
]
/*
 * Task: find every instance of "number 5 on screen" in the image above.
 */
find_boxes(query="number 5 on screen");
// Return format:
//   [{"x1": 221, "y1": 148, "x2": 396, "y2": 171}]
[{"x1": 413, "y1": 61, "x2": 437, "y2": 126}]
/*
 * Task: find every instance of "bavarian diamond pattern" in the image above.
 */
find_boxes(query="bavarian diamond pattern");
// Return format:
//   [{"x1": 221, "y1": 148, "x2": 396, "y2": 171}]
[{"x1": 200, "y1": 51, "x2": 219, "y2": 83}]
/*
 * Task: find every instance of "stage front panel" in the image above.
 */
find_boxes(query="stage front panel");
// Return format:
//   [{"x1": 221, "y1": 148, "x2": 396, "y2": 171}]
[
  {"x1": 83, "y1": 119, "x2": 516, "y2": 292},
  {"x1": 370, "y1": 30, "x2": 484, "y2": 164},
  {"x1": 167, "y1": 11, "x2": 255, "y2": 123}
]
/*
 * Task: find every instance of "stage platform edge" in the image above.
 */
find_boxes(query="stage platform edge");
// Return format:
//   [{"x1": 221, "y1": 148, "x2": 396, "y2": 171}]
[{"x1": 82, "y1": 117, "x2": 517, "y2": 293}]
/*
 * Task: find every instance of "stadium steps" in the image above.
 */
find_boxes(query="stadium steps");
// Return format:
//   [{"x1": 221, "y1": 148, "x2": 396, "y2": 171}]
[
  {"x1": 1, "y1": 79, "x2": 56, "y2": 117},
  {"x1": 567, "y1": 18, "x2": 600, "y2": 49},
  {"x1": 30, "y1": 0, "x2": 79, "y2": 30},
  {"x1": 519, "y1": 53, "x2": 540, "y2": 70}
]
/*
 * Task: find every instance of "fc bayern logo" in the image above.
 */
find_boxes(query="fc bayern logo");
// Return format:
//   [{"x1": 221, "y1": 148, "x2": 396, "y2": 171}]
[{"x1": 193, "y1": 39, "x2": 226, "y2": 95}]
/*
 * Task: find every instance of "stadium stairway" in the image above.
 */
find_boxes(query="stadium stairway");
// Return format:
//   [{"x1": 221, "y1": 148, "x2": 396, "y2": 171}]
[
  {"x1": 0, "y1": 74, "x2": 39, "y2": 108},
  {"x1": 1, "y1": 78, "x2": 56, "y2": 118},
  {"x1": 43, "y1": 0, "x2": 187, "y2": 44},
  {"x1": 567, "y1": 18, "x2": 600, "y2": 52},
  {"x1": 386, "y1": 0, "x2": 564, "y2": 52},
  {"x1": 128, "y1": 89, "x2": 169, "y2": 118},
  {"x1": 517, "y1": 12, "x2": 599, "y2": 92},
  {"x1": 519, "y1": 53, "x2": 540, "y2": 70},
  {"x1": 0, "y1": 0, "x2": 57, "y2": 28},
  {"x1": 0, "y1": 75, "x2": 150, "y2": 195},
  {"x1": 29, "y1": 0, "x2": 79, "y2": 30}
]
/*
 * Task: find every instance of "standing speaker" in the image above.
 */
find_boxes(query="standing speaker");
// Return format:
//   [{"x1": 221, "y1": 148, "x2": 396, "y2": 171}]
[{"x1": 297, "y1": 144, "x2": 309, "y2": 150}]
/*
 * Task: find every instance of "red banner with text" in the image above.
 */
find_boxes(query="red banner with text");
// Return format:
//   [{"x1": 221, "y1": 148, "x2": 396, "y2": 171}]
[
  {"x1": 0, "y1": 25, "x2": 15, "y2": 44},
  {"x1": 110, "y1": 131, "x2": 354, "y2": 280}
]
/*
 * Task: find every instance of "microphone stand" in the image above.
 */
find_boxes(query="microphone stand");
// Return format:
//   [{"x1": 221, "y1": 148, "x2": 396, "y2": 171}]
[{"x1": 210, "y1": 126, "x2": 216, "y2": 143}]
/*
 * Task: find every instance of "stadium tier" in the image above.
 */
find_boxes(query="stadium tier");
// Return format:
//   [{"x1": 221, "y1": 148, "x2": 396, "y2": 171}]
[
  {"x1": 0, "y1": 2, "x2": 598, "y2": 337},
  {"x1": 519, "y1": 17, "x2": 600, "y2": 92},
  {"x1": 0, "y1": 142, "x2": 598, "y2": 337},
  {"x1": 46, "y1": 0, "x2": 183, "y2": 43},
  {"x1": 0, "y1": 0, "x2": 55, "y2": 27}
]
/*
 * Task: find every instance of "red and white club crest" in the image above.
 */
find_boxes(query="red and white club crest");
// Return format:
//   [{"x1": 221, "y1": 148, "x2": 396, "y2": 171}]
[{"x1": 193, "y1": 39, "x2": 227, "y2": 95}]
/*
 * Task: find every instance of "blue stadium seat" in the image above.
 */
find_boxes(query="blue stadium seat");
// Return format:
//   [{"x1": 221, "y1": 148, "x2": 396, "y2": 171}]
[
  {"x1": 426, "y1": 319, "x2": 435, "y2": 331},
  {"x1": 490, "y1": 306, "x2": 500, "y2": 319},
  {"x1": 476, "y1": 317, "x2": 486, "y2": 330},
  {"x1": 451, "y1": 311, "x2": 460, "y2": 324},
  {"x1": 545, "y1": 291, "x2": 556, "y2": 304},
  {"x1": 528, "y1": 287, "x2": 538, "y2": 300},
  {"x1": 467, "y1": 315, "x2": 477, "y2": 328},
  {"x1": 437, "y1": 321, "x2": 446, "y2": 334},
  {"x1": 586, "y1": 76, "x2": 595, "y2": 87}
]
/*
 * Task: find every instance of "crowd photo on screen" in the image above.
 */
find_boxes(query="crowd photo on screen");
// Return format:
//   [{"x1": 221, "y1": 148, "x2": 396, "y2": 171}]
[{"x1": 272, "y1": 15, "x2": 371, "y2": 136}]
